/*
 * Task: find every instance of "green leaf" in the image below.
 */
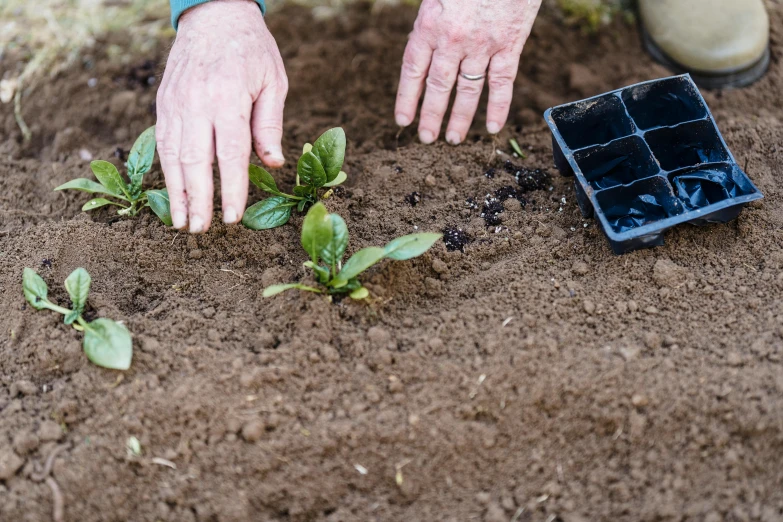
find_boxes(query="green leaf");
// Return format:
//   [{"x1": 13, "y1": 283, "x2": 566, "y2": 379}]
[
  {"x1": 297, "y1": 199, "x2": 307, "y2": 212},
  {"x1": 349, "y1": 287, "x2": 369, "y2": 300},
  {"x1": 55, "y1": 178, "x2": 124, "y2": 199},
  {"x1": 320, "y1": 214, "x2": 349, "y2": 266},
  {"x1": 248, "y1": 164, "x2": 282, "y2": 195},
  {"x1": 300, "y1": 202, "x2": 332, "y2": 263},
  {"x1": 293, "y1": 185, "x2": 311, "y2": 198},
  {"x1": 64, "y1": 268, "x2": 91, "y2": 316},
  {"x1": 145, "y1": 188, "x2": 173, "y2": 226},
  {"x1": 509, "y1": 138, "x2": 526, "y2": 159},
  {"x1": 91, "y1": 161, "x2": 128, "y2": 198},
  {"x1": 303, "y1": 143, "x2": 313, "y2": 154},
  {"x1": 127, "y1": 126, "x2": 156, "y2": 195},
  {"x1": 383, "y1": 233, "x2": 443, "y2": 260},
  {"x1": 242, "y1": 196, "x2": 293, "y2": 230},
  {"x1": 82, "y1": 318, "x2": 133, "y2": 370},
  {"x1": 23, "y1": 268, "x2": 48, "y2": 310},
  {"x1": 304, "y1": 261, "x2": 330, "y2": 284},
  {"x1": 312, "y1": 128, "x2": 346, "y2": 183},
  {"x1": 82, "y1": 198, "x2": 119, "y2": 211},
  {"x1": 262, "y1": 283, "x2": 322, "y2": 297},
  {"x1": 331, "y1": 247, "x2": 385, "y2": 288},
  {"x1": 297, "y1": 151, "x2": 327, "y2": 188},
  {"x1": 64, "y1": 310, "x2": 80, "y2": 325},
  {"x1": 323, "y1": 171, "x2": 347, "y2": 188}
]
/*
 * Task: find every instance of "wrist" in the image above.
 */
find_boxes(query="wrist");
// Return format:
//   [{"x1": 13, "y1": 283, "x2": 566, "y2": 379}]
[{"x1": 172, "y1": 0, "x2": 265, "y2": 30}]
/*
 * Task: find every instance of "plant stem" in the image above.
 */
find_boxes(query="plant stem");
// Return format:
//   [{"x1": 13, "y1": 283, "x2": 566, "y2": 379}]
[{"x1": 39, "y1": 300, "x2": 73, "y2": 316}]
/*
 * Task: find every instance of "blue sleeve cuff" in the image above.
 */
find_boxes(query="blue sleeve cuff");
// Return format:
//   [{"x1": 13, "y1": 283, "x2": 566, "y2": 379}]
[{"x1": 170, "y1": 0, "x2": 266, "y2": 30}]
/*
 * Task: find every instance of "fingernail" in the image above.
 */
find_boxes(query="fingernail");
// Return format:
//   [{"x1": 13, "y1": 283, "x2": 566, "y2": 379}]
[
  {"x1": 189, "y1": 215, "x2": 204, "y2": 234},
  {"x1": 419, "y1": 129, "x2": 435, "y2": 144},
  {"x1": 487, "y1": 122, "x2": 501, "y2": 134},
  {"x1": 395, "y1": 114, "x2": 411, "y2": 127},
  {"x1": 446, "y1": 131, "x2": 461, "y2": 145},
  {"x1": 223, "y1": 207, "x2": 237, "y2": 224},
  {"x1": 263, "y1": 146, "x2": 285, "y2": 164},
  {"x1": 172, "y1": 211, "x2": 187, "y2": 229}
]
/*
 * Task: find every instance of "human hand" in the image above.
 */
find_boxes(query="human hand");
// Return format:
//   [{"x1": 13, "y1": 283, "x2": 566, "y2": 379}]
[
  {"x1": 395, "y1": 0, "x2": 542, "y2": 145},
  {"x1": 156, "y1": 0, "x2": 288, "y2": 233}
]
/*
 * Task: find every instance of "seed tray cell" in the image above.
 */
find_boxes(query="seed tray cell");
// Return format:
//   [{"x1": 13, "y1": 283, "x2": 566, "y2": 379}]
[{"x1": 544, "y1": 74, "x2": 763, "y2": 254}]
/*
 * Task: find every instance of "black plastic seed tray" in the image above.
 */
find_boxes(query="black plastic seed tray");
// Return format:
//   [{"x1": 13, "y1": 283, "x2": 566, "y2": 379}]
[{"x1": 544, "y1": 74, "x2": 763, "y2": 254}]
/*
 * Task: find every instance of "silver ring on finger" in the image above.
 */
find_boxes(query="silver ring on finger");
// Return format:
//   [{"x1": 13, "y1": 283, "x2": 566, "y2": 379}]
[{"x1": 460, "y1": 71, "x2": 486, "y2": 81}]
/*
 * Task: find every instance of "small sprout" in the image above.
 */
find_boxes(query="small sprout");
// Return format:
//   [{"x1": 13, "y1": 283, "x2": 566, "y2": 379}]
[
  {"x1": 126, "y1": 436, "x2": 142, "y2": 457},
  {"x1": 263, "y1": 203, "x2": 442, "y2": 300},
  {"x1": 55, "y1": 126, "x2": 172, "y2": 226},
  {"x1": 509, "y1": 138, "x2": 526, "y2": 159},
  {"x1": 22, "y1": 267, "x2": 132, "y2": 370},
  {"x1": 243, "y1": 128, "x2": 348, "y2": 230}
]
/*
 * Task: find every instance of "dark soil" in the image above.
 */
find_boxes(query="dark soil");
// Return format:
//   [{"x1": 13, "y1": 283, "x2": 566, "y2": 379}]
[{"x1": 2, "y1": 4, "x2": 783, "y2": 521}]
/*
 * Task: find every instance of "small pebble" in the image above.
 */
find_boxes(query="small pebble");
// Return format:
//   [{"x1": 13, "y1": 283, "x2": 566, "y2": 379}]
[
  {"x1": 318, "y1": 344, "x2": 340, "y2": 363},
  {"x1": 424, "y1": 174, "x2": 436, "y2": 186},
  {"x1": 583, "y1": 300, "x2": 596, "y2": 315},
  {"x1": 643, "y1": 332, "x2": 661, "y2": 350},
  {"x1": 241, "y1": 420, "x2": 265, "y2": 442},
  {"x1": 571, "y1": 261, "x2": 589, "y2": 275},
  {"x1": 431, "y1": 258, "x2": 448, "y2": 274},
  {"x1": 631, "y1": 394, "x2": 649, "y2": 407},
  {"x1": 0, "y1": 449, "x2": 24, "y2": 480},
  {"x1": 38, "y1": 420, "x2": 63, "y2": 442},
  {"x1": 619, "y1": 345, "x2": 641, "y2": 361},
  {"x1": 727, "y1": 352, "x2": 743, "y2": 366},
  {"x1": 11, "y1": 380, "x2": 37, "y2": 397},
  {"x1": 367, "y1": 326, "x2": 391, "y2": 347}
]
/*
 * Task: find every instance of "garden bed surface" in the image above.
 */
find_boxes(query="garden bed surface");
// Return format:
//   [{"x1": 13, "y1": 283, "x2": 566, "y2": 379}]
[{"x1": 1, "y1": 5, "x2": 783, "y2": 521}]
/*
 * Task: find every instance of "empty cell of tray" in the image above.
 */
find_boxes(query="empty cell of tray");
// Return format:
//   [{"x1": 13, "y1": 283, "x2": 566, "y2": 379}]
[
  {"x1": 644, "y1": 120, "x2": 729, "y2": 171},
  {"x1": 596, "y1": 177, "x2": 683, "y2": 233},
  {"x1": 669, "y1": 163, "x2": 755, "y2": 211},
  {"x1": 550, "y1": 94, "x2": 635, "y2": 150},
  {"x1": 622, "y1": 76, "x2": 706, "y2": 130},
  {"x1": 574, "y1": 135, "x2": 659, "y2": 190}
]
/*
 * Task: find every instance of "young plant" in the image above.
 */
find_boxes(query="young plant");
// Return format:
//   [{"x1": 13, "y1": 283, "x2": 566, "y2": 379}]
[
  {"x1": 54, "y1": 126, "x2": 172, "y2": 225},
  {"x1": 263, "y1": 202, "x2": 442, "y2": 299},
  {"x1": 22, "y1": 267, "x2": 133, "y2": 370},
  {"x1": 242, "y1": 127, "x2": 348, "y2": 230}
]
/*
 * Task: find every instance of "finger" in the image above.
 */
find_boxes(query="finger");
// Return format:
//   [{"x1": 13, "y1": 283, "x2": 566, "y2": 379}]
[
  {"x1": 486, "y1": 51, "x2": 521, "y2": 134},
  {"x1": 445, "y1": 57, "x2": 490, "y2": 145},
  {"x1": 180, "y1": 116, "x2": 215, "y2": 233},
  {"x1": 251, "y1": 73, "x2": 287, "y2": 169},
  {"x1": 155, "y1": 114, "x2": 189, "y2": 229},
  {"x1": 394, "y1": 37, "x2": 432, "y2": 128},
  {"x1": 215, "y1": 108, "x2": 252, "y2": 224},
  {"x1": 417, "y1": 51, "x2": 460, "y2": 144}
]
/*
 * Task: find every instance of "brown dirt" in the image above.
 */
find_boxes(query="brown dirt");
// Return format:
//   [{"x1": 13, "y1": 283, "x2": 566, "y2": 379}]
[{"x1": 2, "y1": 4, "x2": 783, "y2": 522}]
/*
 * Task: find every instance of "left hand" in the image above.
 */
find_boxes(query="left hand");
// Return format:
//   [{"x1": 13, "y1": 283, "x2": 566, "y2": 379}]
[{"x1": 394, "y1": 0, "x2": 543, "y2": 145}]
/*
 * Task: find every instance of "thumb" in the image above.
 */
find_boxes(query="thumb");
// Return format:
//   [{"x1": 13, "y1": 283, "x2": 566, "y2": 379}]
[{"x1": 251, "y1": 77, "x2": 287, "y2": 168}]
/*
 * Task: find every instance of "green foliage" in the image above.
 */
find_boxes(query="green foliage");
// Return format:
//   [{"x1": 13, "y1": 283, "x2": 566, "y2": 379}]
[
  {"x1": 557, "y1": 0, "x2": 633, "y2": 32},
  {"x1": 22, "y1": 267, "x2": 132, "y2": 370},
  {"x1": 263, "y1": 203, "x2": 442, "y2": 300},
  {"x1": 243, "y1": 127, "x2": 348, "y2": 231},
  {"x1": 55, "y1": 126, "x2": 171, "y2": 226}
]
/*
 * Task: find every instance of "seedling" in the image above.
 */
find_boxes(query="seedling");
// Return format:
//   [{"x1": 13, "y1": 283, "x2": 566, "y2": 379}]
[
  {"x1": 55, "y1": 126, "x2": 172, "y2": 225},
  {"x1": 509, "y1": 138, "x2": 526, "y2": 159},
  {"x1": 22, "y1": 267, "x2": 133, "y2": 370},
  {"x1": 263, "y1": 202, "x2": 442, "y2": 299},
  {"x1": 242, "y1": 127, "x2": 348, "y2": 230}
]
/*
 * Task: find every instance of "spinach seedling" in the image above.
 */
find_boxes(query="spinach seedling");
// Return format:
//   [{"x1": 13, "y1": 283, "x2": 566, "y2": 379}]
[
  {"x1": 263, "y1": 202, "x2": 442, "y2": 299},
  {"x1": 55, "y1": 126, "x2": 172, "y2": 225},
  {"x1": 242, "y1": 127, "x2": 348, "y2": 230},
  {"x1": 23, "y1": 267, "x2": 133, "y2": 370}
]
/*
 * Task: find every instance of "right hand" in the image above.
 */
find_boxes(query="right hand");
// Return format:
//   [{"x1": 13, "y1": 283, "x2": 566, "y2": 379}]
[{"x1": 156, "y1": 0, "x2": 288, "y2": 233}]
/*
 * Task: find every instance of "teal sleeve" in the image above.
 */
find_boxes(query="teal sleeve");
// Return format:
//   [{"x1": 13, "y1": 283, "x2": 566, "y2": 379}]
[{"x1": 170, "y1": 0, "x2": 266, "y2": 29}]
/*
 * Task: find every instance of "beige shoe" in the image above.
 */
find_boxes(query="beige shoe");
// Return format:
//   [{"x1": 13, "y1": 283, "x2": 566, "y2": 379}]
[{"x1": 639, "y1": 0, "x2": 769, "y2": 89}]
